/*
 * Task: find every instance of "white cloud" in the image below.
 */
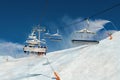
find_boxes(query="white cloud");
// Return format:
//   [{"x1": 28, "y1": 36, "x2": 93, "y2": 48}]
[{"x1": 0, "y1": 41, "x2": 24, "y2": 58}]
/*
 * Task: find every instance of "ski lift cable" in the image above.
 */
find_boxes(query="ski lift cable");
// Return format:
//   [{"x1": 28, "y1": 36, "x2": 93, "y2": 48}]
[
  {"x1": 27, "y1": 63, "x2": 30, "y2": 80},
  {"x1": 110, "y1": 22, "x2": 118, "y2": 31},
  {"x1": 24, "y1": 0, "x2": 48, "y2": 35},
  {"x1": 69, "y1": 3, "x2": 120, "y2": 26},
  {"x1": 44, "y1": 55, "x2": 61, "y2": 80},
  {"x1": 89, "y1": 3, "x2": 120, "y2": 19},
  {"x1": 27, "y1": 55, "x2": 34, "y2": 80},
  {"x1": 44, "y1": 56, "x2": 55, "y2": 72},
  {"x1": 26, "y1": 56, "x2": 57, "y2": 79},
  {"x1": 26, "y1": 55, "x2": 38, "y2": 80},
  {"x1": 27, "y1": 56, "x2": 31, "y2": 79},
  {"x1": 69, "y1": 3, "x2": 120, "y2": 40},
  {"x1": 39, "y1": 0, "x2": 48, "y2": 23}
]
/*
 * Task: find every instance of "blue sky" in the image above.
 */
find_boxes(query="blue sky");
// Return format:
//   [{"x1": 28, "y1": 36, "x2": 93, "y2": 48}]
[{"x1": 0, "y1": 0, "x2": 120, "y2": 52}]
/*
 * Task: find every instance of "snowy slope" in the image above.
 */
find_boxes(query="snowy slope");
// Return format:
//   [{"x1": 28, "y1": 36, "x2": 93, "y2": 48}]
[
  {"x1": 61, "y1": 31, "x2": 120, "y2": 80},
  {"x1": 0, "y1": 45, "x2": 87, "y2": 80},
  {"x1": 0, "y1": 31, "x2": 120, "y2": 80}
]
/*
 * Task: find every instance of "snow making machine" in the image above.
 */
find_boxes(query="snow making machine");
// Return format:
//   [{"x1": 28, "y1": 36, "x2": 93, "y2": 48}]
[{"x1": 23, "y1": 27, "x2": 47, "y2": 56}]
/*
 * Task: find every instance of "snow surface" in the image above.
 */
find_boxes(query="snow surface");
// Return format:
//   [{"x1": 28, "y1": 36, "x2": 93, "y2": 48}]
[{"x1": 0, "y1": 31, "x2": 120, "y2": 80}]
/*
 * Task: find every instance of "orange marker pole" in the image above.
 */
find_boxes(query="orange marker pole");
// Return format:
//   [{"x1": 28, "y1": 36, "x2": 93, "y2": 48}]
[
  {"x1": 54, "y1": 71, "x2": 61, "y2": 80},
  {"x1": 109, "y1": 35, "x2": 112, "y2": 40},
  {"x1": 108, "y1": 33, "x2": 112, "y2": 40},
  {"x1": 45, "y1": 56, "x2": 61, "y2": 80}
]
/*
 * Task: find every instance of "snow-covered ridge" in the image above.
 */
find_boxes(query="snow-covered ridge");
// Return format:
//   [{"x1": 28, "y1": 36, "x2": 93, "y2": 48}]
[{"x1": 0, "y1": 31, "x2": 120, "y2": 80}]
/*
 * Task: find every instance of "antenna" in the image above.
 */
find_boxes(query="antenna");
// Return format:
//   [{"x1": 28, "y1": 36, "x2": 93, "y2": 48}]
[{"x1": 39, "y1": 0, "x2": 48, "y2": 23}]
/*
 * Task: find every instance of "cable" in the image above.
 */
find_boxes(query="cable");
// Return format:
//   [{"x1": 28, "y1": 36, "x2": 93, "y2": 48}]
[
  {"x1": 24, "y1": 0, "x2": 48, "y2": 37},
  {"x1": 44, "y1": 55, "x2": 61, "y2": 80},
  {"x1": 39, "y1": 0, "x2": 48, "y2": 24},
  {"x1": 69, "y1": 3, "x2": 120, "y2": 40},
  {"x1": 89, "y1": 3, "x2": 120, "y2": 19},
  {"x1": 110, "y1": 22, "x2": 118, "y2": 31},
  {"x1": 70, "y1": 3, "x2": 120, "y2": 25},
  {"x1": 44, "y1": 55, "x2": 55, "y2": 72}
]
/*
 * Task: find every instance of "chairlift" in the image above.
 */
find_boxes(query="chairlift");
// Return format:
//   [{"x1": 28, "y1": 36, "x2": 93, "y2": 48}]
[
  {"x1": 44, "y1": 30, "x2": 51, "y2": 38},
  {"x1": 71, "y1": 19, "x2": 99, "y2": 44},
  {"x1": 70, "y1": 3, "x2": 120, "y2": 44},
  {"x1": 50, "y1": 29, "x2": 62, "y2": 41},
  {"x1": 23, "y1": 26, "x2": 47, "y2": 56},
  {"x1": 76, "y1": 28, "x2": 95, "y2": 34}
]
